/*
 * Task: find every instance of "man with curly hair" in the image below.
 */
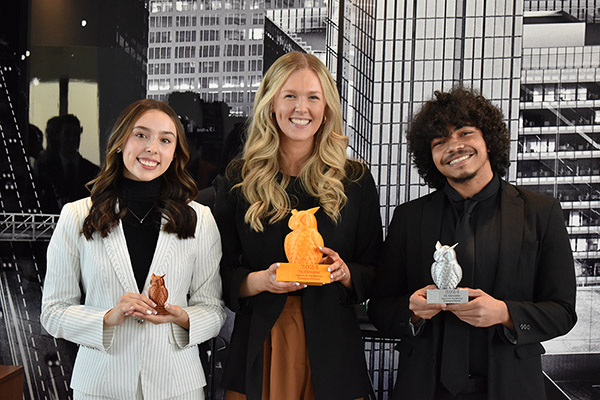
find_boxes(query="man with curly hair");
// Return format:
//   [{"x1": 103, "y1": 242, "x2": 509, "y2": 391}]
[{"x1": 368, "y1": 87, "x2": 577, "y2": 400}]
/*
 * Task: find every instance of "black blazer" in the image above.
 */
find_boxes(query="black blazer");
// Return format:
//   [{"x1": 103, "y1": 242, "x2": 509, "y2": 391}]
[
  {"x1": 215, "y1": 162, "x2": 383, "y2": 400},
  {"x1": 368, "y1": 180, "x2": 577, "y2": 400}
]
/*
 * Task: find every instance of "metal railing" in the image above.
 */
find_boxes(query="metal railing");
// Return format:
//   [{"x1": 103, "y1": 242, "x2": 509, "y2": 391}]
[{"x1": 0, "y1": 213, "x2": 59, "y2": 242}]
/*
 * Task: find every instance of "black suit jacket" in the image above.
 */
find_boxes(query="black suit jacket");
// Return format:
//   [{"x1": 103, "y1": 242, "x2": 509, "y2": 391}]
[
  {"x1": 368, "y1": 180, "x2": 577, "y2": 400},
  {"x1": 215, "y1": 162, "x2": 383, "y2": 400}
]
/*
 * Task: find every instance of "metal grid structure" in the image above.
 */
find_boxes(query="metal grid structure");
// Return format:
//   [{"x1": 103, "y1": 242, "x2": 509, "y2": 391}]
[
  {"x1": 362, "y1": 333, "x2": 401, "y2": 400},
  {"x1": 0, "y1": 213, "x2": 58, "y2": 242}
]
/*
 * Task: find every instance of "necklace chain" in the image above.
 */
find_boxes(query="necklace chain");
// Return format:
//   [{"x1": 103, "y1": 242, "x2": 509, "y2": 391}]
[{"x1": 128, "y1": 204, "x2": 155, "y2": 224}]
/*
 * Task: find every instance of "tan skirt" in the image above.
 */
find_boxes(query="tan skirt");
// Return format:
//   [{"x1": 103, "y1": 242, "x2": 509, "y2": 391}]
[{"x1": 226, "y1": 295, "x2": 315, "y2": 400}]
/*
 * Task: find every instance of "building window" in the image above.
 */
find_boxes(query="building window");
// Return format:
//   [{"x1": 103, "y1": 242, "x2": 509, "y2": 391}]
[
  {"x1": 199, "y1": 15, "x2": 220, "y2": 25},
  {"x1": 223, "y1": 76, "x2": 244, "y2": 88},
  {"x1": 176, "y1": 15, "x2": 197, "y2": 27},
  {"x1": 150, "y1": 16, "x2": 173, "y2": 28},
  {"x1": 174, "y1": 77, "x2": 196, "y2": 90},
  {"x1": 148, "y1": 47, "x2": 172, "y2": 60},
  {"x1": 200, "y1": 61, "x2": 220, "y2": 73},
  {"x1": 249, "y1": 44, "x2": 262, "y2": 56},
  {"x1": 199, "y1": 76, "x2": 219, "y2": 89},
  {"x1": 176, "y1": 30, "x2": 197, "y2": 42},
  {"x1": 248, "y1": 59, "x2": 262, "y2": 72},
  {"x1": 200, "y1": 45, "x2": 221, "y2": 58},
  {"x1": 252, "y1": 13, "x2": 263, "y2": 25},
  {"x1": 174, "y1": 62, "x2": 195, "y2": 74},
  {"x1": 200, "y1": 29, "x2": 220, "y2": 41},
  {"x1": 248, "y1": 28, "x2": 263, "y2": 40},
  {"x1": 175, "y1": 46, "x2": 196, "y2": 58},
  {"x1": 224, "y1": 29, "x2": 246, "y2": 41},
  {"x1": 225, "y1": 13, "x2": 247, "y2": 25},
  {"x1": 225, "y1": 44, "x2": 245, "y2": 57},
  {"x1": 223, "y1": 60, "x2": 245, "y2": 72}
]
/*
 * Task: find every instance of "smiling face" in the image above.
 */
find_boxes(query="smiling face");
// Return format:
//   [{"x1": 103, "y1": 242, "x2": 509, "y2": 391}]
[
  {"x1": 121, "y1": 110, "x2": 177, "y2": 181},
  {"x1": 430, "y1": 125, "x2": 493, "y2": 189},
  {"x1": 272, "y1": 68, "x2": 326, "y2": 155}
]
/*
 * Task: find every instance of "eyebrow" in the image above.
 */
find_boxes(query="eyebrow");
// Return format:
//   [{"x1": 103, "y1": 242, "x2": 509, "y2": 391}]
[
  {"x1": 281, "y1": 87, "x2": 322, "y2": 94},
  {"x1": 133, "y1": 125, "x2": 176, "y2": 136}
]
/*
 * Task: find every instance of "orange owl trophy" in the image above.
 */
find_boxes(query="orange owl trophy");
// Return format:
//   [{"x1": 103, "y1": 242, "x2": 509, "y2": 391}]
[
  {"x1": 276, "y1": 207, "x2": 331, "y2": 285},
  {"x1": 148, "y1": 273, "x2": 170, "y2": 315}
]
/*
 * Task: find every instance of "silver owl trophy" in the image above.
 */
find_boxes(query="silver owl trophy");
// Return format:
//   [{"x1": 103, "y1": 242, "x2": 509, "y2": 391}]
[{"x1": 427, "y1": 241, "x2": 469, "y2": 304}]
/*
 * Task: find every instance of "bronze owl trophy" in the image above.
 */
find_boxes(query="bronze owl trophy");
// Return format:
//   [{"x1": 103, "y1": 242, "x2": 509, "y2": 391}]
[
  {"x1": 276, "y1": 207, "x2": 331, "y2": 285},
  {"x1": 148, "y1": 273, "x2": 170, "y2": 315},
  {"x1": 426, "y1": 241, "x2": 469, "y2": 304}
]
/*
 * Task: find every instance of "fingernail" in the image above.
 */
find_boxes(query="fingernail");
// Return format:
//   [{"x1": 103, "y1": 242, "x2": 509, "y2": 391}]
[
  {"x1": 330, "y1": 274, "x2": 334, "y2": 279},
  {"x1": 318, "y1": 246, "x2": 323, "y2": 250},
  {"x1": 303, "y1": 284, "x2": 307, "y2": 288},
  {"x1": 294, "y1": 282, "x2": 300, "y2": 286},
  {"x1": 146, "y1": 310, "x2": 152, "y2": 315},
  {"x1": 276, "y1": 263, "x2": 280, "y2": 267},
  {"x1": 328, "y1": 267, "x2": 332, "y2": 272},
  {"x1": 165, "y1": 303, "x2": 170, "y2": 309},
  {"x1": 152, "y1": 303, "x2": 157, "y2": 307}
]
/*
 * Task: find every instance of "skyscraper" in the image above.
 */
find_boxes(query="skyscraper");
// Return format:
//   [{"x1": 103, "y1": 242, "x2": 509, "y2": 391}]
[
  {"x1": 327, "y1": 0, "x2": 523, "y2": 226},
  {"x1": 147, "y1": 0, "x2": 265, "y2": 116},
  {"x1": 518, "y1": 11, "x2": 600, "y2": 289}
]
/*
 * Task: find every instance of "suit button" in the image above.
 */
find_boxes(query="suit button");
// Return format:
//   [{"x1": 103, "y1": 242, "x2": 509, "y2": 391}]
[{"x1": 520, "y1": 323, "x2": 530, "y2": 331}]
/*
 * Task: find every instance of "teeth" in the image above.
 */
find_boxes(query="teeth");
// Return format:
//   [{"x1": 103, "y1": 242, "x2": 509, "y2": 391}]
[
  {"x1": 449, "y1": 155, "x2": 470, "y2": 165},
  {"x1": 139, "y1": 159, "x2": 158, "y2": 167},
  {"x1": 290, "y1": 118, "x2": 310, "y2": 125}
]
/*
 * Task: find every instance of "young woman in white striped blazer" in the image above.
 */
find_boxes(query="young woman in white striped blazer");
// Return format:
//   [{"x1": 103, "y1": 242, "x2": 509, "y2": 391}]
[{"x1": 41, "y1": 99, "x2": 226, "y2": 400}]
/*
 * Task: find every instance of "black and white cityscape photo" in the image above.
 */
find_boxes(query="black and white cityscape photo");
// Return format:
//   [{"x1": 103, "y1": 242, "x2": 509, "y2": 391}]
[{"x1": 0, "y1": 0, "x2": 598, "y2": 399}]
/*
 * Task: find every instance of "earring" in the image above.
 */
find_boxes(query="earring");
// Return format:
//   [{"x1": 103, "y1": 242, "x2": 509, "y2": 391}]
[{"x1": 116, "y1": 147, "x2": 122, "y2": 153}]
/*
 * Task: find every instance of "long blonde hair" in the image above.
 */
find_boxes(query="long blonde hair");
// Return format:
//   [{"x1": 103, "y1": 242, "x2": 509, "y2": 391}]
[{"x1": 239, "y1": 52, "x2": 349, "y2": 232}]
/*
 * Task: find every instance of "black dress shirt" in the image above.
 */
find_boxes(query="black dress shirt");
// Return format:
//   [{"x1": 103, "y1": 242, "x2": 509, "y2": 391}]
[{"x1": 441, "y1": 175, "x2": 501, "y2": 379}]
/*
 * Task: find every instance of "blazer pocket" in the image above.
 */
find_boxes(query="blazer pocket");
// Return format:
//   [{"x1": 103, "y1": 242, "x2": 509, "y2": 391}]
[{"x1": 515, "y1": 342, "x2": 545, "y2": 359}]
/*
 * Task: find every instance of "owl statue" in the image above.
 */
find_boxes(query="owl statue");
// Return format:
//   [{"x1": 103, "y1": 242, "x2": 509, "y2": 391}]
[
  {"x1": 284, "y1": 207, "x2": 324, "y2": 265},
  {"x1": 148, "y1": 273, "x2": 169, "y2": 315},
  {"x1": 431, "y1": 241, "x2": 462, "y2": 290}
]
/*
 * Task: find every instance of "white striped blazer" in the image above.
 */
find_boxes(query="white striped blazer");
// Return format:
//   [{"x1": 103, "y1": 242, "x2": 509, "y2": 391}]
[{"x1": 41, "y1": 198, "x2": 225, "y2": 400}]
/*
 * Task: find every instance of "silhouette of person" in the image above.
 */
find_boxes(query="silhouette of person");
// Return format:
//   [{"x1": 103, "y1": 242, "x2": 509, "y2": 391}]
[{"x1": 35, "y1": 114, "x2": 100, "y2": 212}]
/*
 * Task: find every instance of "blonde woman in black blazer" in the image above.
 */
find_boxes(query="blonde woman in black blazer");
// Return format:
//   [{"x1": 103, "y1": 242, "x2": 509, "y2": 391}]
[{"x1": 215, "y1": 52, "x2": 382, "y2": 400}]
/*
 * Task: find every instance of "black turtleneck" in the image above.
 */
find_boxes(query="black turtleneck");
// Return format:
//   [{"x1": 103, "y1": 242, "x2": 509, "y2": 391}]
[{"x1": 121, "y1": 177, "x2": 162, "y2": 292}]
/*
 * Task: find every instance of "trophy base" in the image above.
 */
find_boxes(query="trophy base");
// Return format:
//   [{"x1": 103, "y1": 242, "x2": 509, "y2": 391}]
[
  {"x1": 427, "y1": 288, "x2": 469, "y2": 304},
  {"x1": 154, "y1": 305, "x2": 170, "y2": 315},
  {"x1": 276, "y1": 262, "x2": 331, "y2": 285}
]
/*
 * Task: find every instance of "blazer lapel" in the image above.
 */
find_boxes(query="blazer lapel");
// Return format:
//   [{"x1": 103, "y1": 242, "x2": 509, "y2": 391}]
[
  {"x1": 492, "y1": 181, "x2": 523, "y2": 299},
  {"x1": 420, "y1": 191, "x2": 445, "y2": 285},
  {"x1": 103, "y1": 220, "x2": 139, "y2": 293}
]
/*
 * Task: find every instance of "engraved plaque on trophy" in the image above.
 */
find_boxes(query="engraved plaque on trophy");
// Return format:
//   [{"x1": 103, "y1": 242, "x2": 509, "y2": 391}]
[
  {"x1": 148, "y1": 273, "x2": 170, "y2": 315},
  {"x1": 427, "y1": 241, "x2": 469, "y2": 304},
  {"x1": 275, "y1": 207, "x2": 331, "y2": 285}
]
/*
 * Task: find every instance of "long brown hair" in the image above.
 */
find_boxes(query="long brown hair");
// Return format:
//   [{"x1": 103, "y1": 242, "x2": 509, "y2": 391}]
[{"x1": 82, "y1": 99, "x2": 198, "y2": 239}]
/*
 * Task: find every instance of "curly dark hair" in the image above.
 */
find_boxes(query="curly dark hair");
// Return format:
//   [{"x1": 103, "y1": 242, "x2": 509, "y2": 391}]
[{"x1": 406, "y1": 87, "x2": 510, "y2": 189}]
